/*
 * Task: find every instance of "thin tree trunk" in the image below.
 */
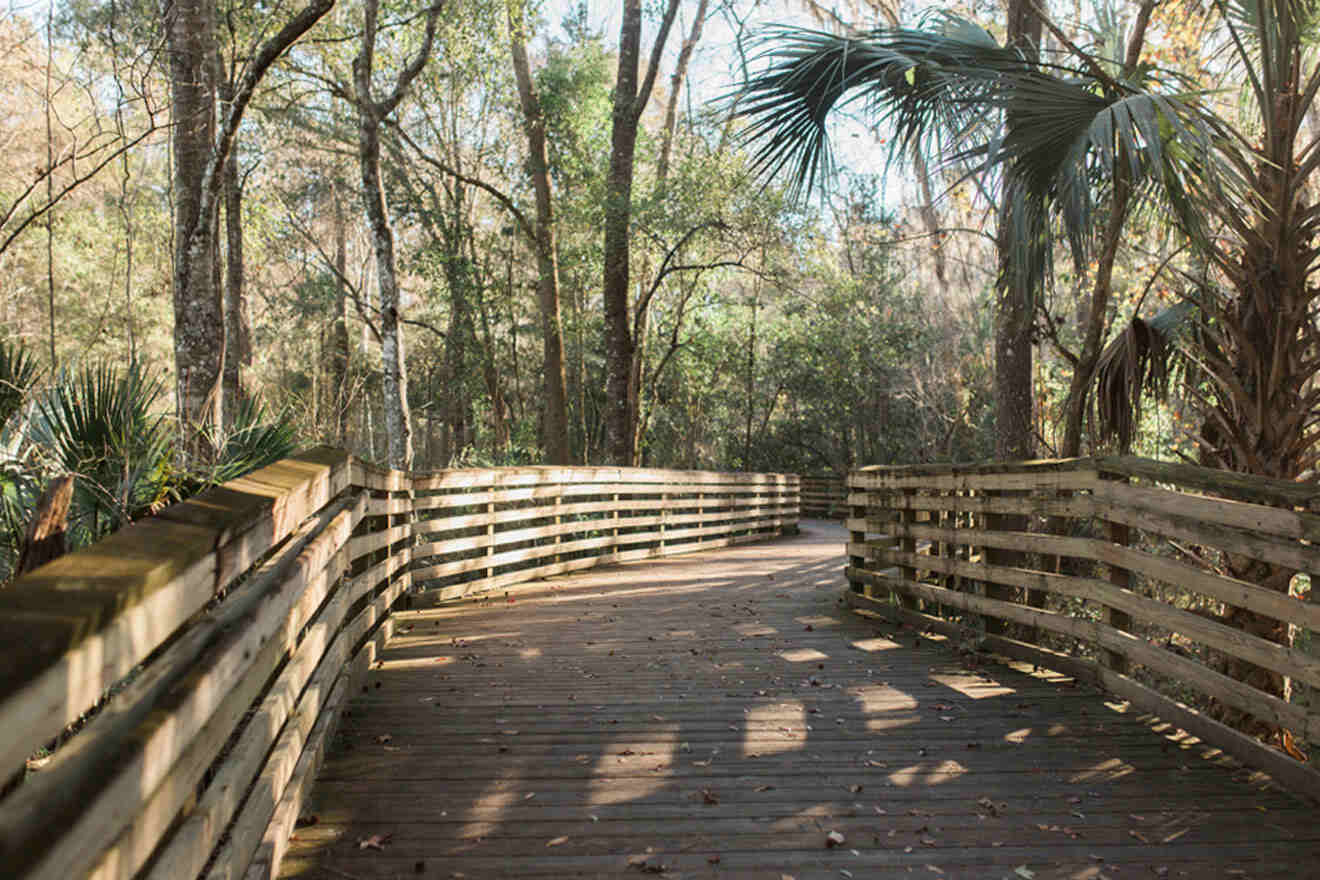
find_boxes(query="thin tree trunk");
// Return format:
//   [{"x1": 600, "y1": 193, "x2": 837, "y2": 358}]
[
  {"x1": 509, "y1": 16, "x2": 570, "y2": 465},
  {"x1": 1060, "y1": 0, "x2": 1154, "y2": 457},
  {"x1": 167, "y1": 0, "x2": 333, "y2": 459},
  {"x1": 330, "y1": 182, "x2": 351, "y2": 444},
  {"x1": 602, "y1": 0, "x2": 681, "y2": 466},
  {"x1": 220, "y1": 75, "x2": 250, "y2": 427},
  {"x1": 352, "y1": 0, "x2": 441, "y2": 468},
  {"x1": 993, "y1": 0, "x2": 1042, "y2": 462}
]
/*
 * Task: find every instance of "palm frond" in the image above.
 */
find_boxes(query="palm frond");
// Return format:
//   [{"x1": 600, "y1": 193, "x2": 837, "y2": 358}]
[
  {"x1": 733, "y1": 23, "x2": 1031, "y2": 198},
  {"x1": 1094, "y1": 299, "x2": 1198, "y2": 451},
  {"x1": 0, "y1": 340, "x2": 41, "y2": 430},
  {"x1": 30, "y1": 362, "x2": 176, "y2": 541}
]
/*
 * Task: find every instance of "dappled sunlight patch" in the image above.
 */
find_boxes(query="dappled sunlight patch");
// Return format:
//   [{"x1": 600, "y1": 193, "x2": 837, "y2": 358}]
[
  {"x1": 518, "y1": 647, "x2": 542, "y2": 660},
  {"x1": 588, "y1": 729, "x2": 678, "y2": 806},
  {"x1": 794, "y1": 614, "x2": 840, "y2": 627},
  {"x1": 926, "y1": 673, "x2": 1016, "y2": 700},
  {"x1": 1004, "y1": 727, "x2": 1033, "y2": 744},
  {"x1": 375, "y1": 655, "x2": 455, "y2": 669},
  {"x1": 851, "y1": 684, "x2": 919, "y2": 713},
  {"x1": 777, "y1": 647, "x2": 829, "y2": 663},
  {"x1": 849, "y1": 636, "x2": 901, "y2": 652},
  {"x1": 743, "y1": 700, "x2": 805, "y2": 756},
  {"x1": 733, "y1": 623, "x2": 777, "y2": 637},
  {"x1": 1070, "y1": 757, "x2": 1134, "y2": 782},
  {"x1": 888, "y1": 758, "x2": 968, "y2": 788}
]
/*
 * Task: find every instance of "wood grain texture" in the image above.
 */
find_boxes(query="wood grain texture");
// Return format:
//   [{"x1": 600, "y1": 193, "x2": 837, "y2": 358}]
[{"x1": 278, "y1": 522, "x2": 1316, "y2": 880}]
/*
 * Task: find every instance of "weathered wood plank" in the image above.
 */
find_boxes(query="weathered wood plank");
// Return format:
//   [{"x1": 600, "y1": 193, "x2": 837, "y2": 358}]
[
  {"x1": 0, "y1": 448, "x2": 350, "y2": 783},
  {"x1": 1, "y1": 495, "x2": 362, "y2": 880}
]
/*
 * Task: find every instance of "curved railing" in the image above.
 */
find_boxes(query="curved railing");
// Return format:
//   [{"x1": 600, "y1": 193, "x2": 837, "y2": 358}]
[
  {"x1": 0, "y1": 448, "x2": 797, "y2": 880},
  {"x1": 845, "y1": 456, "x2": 1320, "y2": 798}
]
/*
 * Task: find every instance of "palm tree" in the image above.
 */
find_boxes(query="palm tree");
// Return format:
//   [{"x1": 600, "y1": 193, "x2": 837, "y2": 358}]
[{"x1": 735, "y1": 0, "x2": 1320, "y2": 729}]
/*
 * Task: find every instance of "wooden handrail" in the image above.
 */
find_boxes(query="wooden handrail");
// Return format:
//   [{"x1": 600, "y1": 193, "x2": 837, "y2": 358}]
[
  {"x1": 844, "y1": 455, "x2": 1320, "y2": 799},
  {"x1": 800, "y1": 474, "x2": 847, "y2": 519},
  {"x1": 0, "y1": 449, "x2": 798, "y2": 880}
]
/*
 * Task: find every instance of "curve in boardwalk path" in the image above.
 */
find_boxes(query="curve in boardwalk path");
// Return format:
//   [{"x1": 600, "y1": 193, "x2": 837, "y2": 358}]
[{"x1": 279, "y1": 522, "x2": 1320, "y2": 880}]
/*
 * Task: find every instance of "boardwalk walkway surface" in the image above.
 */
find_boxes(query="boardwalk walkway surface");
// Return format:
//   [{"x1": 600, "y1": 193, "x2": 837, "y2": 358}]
[{"x1": 279, "y1": 523, "x2": 1320, "y2": 880}]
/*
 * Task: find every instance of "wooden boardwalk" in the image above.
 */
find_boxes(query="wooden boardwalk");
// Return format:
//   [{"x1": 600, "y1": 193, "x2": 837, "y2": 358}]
[{"x1": 279, "y1": 523, "x2": 1320, "y2": 880}]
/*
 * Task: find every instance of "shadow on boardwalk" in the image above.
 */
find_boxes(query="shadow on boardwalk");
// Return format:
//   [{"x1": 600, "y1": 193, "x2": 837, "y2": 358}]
[{"x1": 280, "y1": 522, "x2": 1320, "y2": 880}]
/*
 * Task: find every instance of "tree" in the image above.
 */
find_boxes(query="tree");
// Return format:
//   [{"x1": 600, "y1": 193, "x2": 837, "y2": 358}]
[
  {"x1": 508, "y1": 1, "x2": 570, "y2": 464},
  {"x1": 602, "y1": 0, "x2": 681, "y2": 465},
  {"x1": 352, "y1": 0, "x2": 443, "y2": 469},
  {"x1": 166, "y1": 0, "x2": 333, "y2": 457}
]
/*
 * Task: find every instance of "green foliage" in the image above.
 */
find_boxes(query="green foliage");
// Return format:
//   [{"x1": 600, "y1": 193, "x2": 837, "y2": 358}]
[
  {"x1": 30, "y1": 361, "x2": 175, "y2": 543},
  {"x1": 0, "y1": 340, "x2": 41, "y2": 430},
  {"x1": 2, "y1": 362, "x2": 299, "y2": 581}
]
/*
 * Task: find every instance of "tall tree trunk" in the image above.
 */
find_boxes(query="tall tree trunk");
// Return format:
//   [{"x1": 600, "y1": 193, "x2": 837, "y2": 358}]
[
  {"x1": 352, "y1": 0, "x2": 442, "y2": 469},
  {"x1": 167, "y1": 0, "x2": 222, "y2": 454},
  {"x1": 166, "y1": 0, "x2": 334, "y2": 458},
  {"x1": 441, "y1": 237, "x2": 471, "y2": 461},
  {"x1": 602, "y1": 0, "x2": 681, "y2": 466},
  {"x1": 220, "y1": 80, "x2": 250, "y2": 428},
  {"x1": 509, "y1": 16, "x2": 571, "y2": 465},
  {"x1": 993, "y1": 0, "x2": 1042, "y2": 462},
  {"x1": 329, "y1": 182, "x2": 351, "y2": 444},
  {"x1": 1059, "y1": 0, "x2": 1153, "y2": 457}
]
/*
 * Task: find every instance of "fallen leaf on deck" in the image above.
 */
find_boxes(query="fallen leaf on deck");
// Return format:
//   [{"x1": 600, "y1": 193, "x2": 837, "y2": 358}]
[
  {"x1": 545, "y1": 836, "x2": 569, "y2": 847},
  {"x1": 702, "y1": 788, "x2": 720, "y2": 804},
  {"x1": 825, "y1": 830, "x2": 846, "y2": 847},
  {"x1": 375, "y1": 734, "x2": 392, "y2": 744},
  {"x1": 1013, "y1": 868, "x2": 1035, "y2": 879},
  {"x1": 755, "y1": 784, "x2": 775, "y2": 792},
  {"x1": 357, "y1": 832, "x2": 392, "y2": 851}
]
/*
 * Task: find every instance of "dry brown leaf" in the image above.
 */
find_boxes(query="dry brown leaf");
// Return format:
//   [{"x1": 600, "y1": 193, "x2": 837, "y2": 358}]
[
  {"x1": 357, "y1": 832, "x2": 392, "y2": 851},
  {"x1": 702, "y1": 788, "x2": 720, "y2": 805},
  {"x1": 545, "y1": 836, "x2": 569, "y2": 847}
]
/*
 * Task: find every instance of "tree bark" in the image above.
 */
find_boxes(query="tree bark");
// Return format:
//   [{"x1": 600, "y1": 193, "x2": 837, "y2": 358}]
[
  {"x1": 1059, "y1": 0, "x2": 1153, "y2": 457},
  {"x1": 352, "y1": 0, "x2": 442, "y2": 469},
  {"x1": 220, "y1": 78, "x2": 250, "y2": 428},
  {"x1": 329, "y1": 181, "x2": 351, "y2": 444},
  {"x1": 13, "y1": 476, "x2": 72, "y2": 580},
  {"x1": 167, "y1": 0, "x2": 221, "y2": 453},
  {"x1": 509, "y1": 16, "x2": 571, "y2": 465},
  {"x1": 993, "y1": 0, "x2": 1042, "y2": 462},
  {"x1": 602, "y1": 0, "x2": 681, "y2": 466},
  {"x1": 166, "y1": 0, "x2": 334, "y2": 459}
]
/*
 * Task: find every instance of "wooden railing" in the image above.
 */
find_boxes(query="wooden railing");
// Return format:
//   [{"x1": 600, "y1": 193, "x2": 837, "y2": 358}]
[
  {"x1": 0, "y1": 448, "x2": 797, "y2": 880},
  {"x1": 800, "y1": 475, "x2": 847, "y2": 518},
  {"x1": 844, "y1": 456, "x2": 1320, "y2": 798}
]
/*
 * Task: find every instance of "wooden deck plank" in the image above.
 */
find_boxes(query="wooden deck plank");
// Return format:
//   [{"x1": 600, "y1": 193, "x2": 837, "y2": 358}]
[{"x1": 279, "y1": 522, "x2": 1318, "y2": 880}]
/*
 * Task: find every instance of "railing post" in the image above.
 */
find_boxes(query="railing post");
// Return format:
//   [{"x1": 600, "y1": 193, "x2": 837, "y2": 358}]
[
  {"x1": 484, "y1": 488, "x2": 495, "y2": 585},
  {"x1": 1099, "y1": 470, "x2": 1132, "y2": 675},
  {"x1": 659, "y1": 485, "x2": 668, "y2": 553},
  {"x1": 898, "y1": 486, "x2": 919, "y2": 610},
  {"x1": 554, "y1": 482, "x2": 563, "y2": 564},
  {"x1": 696, "y1": 486, "x2": 704, "y2": 546},
  {"x1": 982, "y1": 485, "x2": 1011, "y2": 636},
  {"x1": 847, "y1": 471, "x2": 865, "y2": 595}
]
